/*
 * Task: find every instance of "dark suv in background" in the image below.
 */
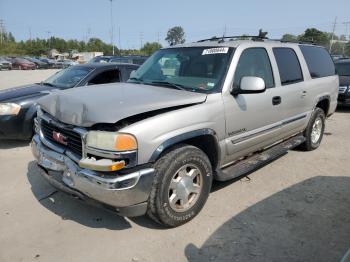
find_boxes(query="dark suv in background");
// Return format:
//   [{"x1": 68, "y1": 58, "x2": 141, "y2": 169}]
[{"x1": 335, "y1": 59, "x2": 350, "y2": 106}]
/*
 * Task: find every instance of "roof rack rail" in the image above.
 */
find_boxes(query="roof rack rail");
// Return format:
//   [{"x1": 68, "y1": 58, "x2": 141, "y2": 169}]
[{"x1": 197, "y1": 35, "x2": 268, "y2": 43}]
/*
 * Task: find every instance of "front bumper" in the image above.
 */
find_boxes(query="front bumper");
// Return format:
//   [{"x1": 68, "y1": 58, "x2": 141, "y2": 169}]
[{"x1": 31, "y1": 135, "x2": 155, "y2": 217}]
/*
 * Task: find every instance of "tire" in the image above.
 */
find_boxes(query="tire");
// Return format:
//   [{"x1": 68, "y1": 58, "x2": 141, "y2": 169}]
[
  {"x1": 147, "y1": 145, "x2": 213, "y2": 227},
  {"x1": 300, "y1": 107, "x2": 326, "y2": 151}
]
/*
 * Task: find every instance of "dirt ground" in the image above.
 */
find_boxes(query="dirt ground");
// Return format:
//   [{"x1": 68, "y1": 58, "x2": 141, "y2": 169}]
[{"x1": 0, "y1": 70, "x2": 350, "y2": 262}]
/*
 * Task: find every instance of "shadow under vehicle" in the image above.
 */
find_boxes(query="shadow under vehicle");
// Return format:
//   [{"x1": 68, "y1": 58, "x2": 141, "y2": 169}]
[{"x1": 185, "y1": 176, "x2": 350, "y2": 262}]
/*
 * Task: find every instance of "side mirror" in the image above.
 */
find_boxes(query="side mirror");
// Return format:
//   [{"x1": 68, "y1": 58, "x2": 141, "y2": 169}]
[
  {"x1": 130, "y1": 70, "x2": 136, "y2": 79},
  {"x1": 232, "y1": 76, "x2": 266, "y2": 95}
]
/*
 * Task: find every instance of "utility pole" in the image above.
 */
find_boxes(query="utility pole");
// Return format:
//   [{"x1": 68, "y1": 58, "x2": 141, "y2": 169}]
[
  {"x1": 118, "y1": 26, "x2": 121, "y2": 50},
  {"x1": 223, "y1": 24, "x2": 227, "y2": 37},
  {"x1": 343, "y1": 21, "x2": 350, "y2": 55},
  {"x1": 157, "y1": 32, "x2": 160, "y2": 44},
  {"x1": 329, "y1": 17, "x2": 337, "y2": 53},
  {"x1": 0, "y1": 19, "x2": 4, "y2": 46},
  {"x1": 45, "y1": 30, "x2": 51, "y2": 49},
  {"x1": 109, "y1": 0, "x2": 115, "y2": 55},
  {"x1": 29, "y1": 27, "x2": 32, "y2": 47},
  {"x1": 140, "y1": 32, "x2": 143, "y2": 50}
]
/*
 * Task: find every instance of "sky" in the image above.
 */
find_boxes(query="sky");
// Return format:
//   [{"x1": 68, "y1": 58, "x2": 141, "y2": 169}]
[{"x1": 0, "y1": 0, "x2": 349, "y2": 49}]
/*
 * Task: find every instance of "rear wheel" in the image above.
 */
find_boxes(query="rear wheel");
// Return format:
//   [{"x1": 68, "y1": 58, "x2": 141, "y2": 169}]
[
  {"x1": 147, "y1": 145, "x2": 213, "y2": 227},
  {"x1": 300, "y1": 108, "x2": 325, "y2": 151}
]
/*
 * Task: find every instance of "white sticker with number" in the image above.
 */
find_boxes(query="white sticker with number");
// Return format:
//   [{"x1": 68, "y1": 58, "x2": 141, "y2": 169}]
[{"x1": 202, "y1": 47, "x2": 229, "y2": 55}]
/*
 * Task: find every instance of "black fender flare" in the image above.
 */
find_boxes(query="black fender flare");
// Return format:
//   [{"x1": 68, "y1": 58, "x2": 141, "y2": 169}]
[
  {"x1": 149, "y1": 128, "x2": 221, "y2": 168},
  {"x1": 22, "y1": 103, "x2": 38, "y2": 138}
]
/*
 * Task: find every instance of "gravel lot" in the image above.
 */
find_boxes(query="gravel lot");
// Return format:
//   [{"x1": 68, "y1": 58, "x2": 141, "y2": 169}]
[
  {"x1": 0, "y1": 70, "x2": 350, "y2": 262},
  {"x1": 0, "y1": 69, "x2": 59, "y2": 90}
]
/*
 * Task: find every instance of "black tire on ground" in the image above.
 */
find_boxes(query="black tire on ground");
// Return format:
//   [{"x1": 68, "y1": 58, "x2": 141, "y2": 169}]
[
  {"x1": 299, "y1": 107, "x2": 326, "y2": 151},
  {"x1": 147, "y1": 144, "x2": 213, "y2": 227}
]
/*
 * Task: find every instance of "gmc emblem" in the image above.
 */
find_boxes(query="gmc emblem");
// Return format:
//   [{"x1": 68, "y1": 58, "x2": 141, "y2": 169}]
[{"x1": 52, "y1": 131, "x2": 68, "y2": 146}]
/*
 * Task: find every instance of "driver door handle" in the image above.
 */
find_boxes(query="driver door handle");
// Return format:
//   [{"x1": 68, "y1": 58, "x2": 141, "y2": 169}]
[{"x1": 272, "y1": 96, "x2": 281, "y2": 106}]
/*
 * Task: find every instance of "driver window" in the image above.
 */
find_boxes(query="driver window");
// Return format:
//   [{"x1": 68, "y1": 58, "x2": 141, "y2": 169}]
[
  {"x1": 88, "y1": 69, "x2": 120, "y2": 85},
  {"x1": 234, "y1": 48, "x2": 274, "y2": 88}
]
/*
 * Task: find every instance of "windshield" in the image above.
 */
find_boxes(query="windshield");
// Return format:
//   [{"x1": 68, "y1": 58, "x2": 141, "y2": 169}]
[
  {"x1": 336, "y1": 63, "x2": 350, "y2": 76},
  {"x1": 128, "y1": 47, "x2": 234, "y2": 93},
  {"x1": 91, "y1": 57, "x2": 110, "y2": 63},
  {"x1": 43, "y1": 67, "x2": 93, "y2": 88}
]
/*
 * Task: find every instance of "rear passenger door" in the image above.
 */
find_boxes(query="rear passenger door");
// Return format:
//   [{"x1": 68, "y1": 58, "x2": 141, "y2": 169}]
[{"x1": 272, "y1": 47, "x2": 310, "y2": 136}]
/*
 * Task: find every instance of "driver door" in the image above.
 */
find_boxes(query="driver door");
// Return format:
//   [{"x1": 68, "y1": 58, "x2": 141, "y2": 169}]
[{"x1": 222, "y1": 47, "x2": 285, "y2": 164}]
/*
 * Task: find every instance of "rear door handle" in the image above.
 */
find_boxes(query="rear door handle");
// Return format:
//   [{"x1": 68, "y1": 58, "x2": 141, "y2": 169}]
[{"x1": 272, "y1": 96, "x2": 281, "y2": 106}]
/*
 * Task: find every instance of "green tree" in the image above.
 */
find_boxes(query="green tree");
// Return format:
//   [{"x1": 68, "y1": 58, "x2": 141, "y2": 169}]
[
  {"x1": 281, "y1": 34, "x2": 298, "y2": 42},
  {"x1": 141, "y1": 42, "x2": 162, "y2": 55},
  {"x1": 344, "y1": 42, "x2": 350, "y2": 57},
  {"x1": 298, "y1": 28, "x2": 329, "y2": 46},
  {"x1": 165, "y1": 26, "x2": 185, "y2": 46}
]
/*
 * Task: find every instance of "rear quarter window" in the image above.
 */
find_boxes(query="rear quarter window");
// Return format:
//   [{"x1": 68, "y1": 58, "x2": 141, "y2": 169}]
[{"x1": 299, "y1": 45, "x2": 335, "y2": 79}]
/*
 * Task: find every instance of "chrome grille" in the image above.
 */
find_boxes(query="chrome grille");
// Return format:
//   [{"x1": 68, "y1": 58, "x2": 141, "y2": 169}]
[{"x1": 41, "y1": 119, "x2": 83, "y2": 158}]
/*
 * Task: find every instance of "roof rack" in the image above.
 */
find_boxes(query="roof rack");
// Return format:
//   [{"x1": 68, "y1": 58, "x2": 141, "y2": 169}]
[
  {"x1": 197, "y1": 35, "x2": 268, "y2": 43},
  {"x1": 197, "y1": 36, "x2": 317, "y2": 45}
]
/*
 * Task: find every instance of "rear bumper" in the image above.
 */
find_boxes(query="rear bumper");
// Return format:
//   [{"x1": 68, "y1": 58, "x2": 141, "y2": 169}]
[{"x1": 31, "y1": 135, "x2": 155, "y2": 217}]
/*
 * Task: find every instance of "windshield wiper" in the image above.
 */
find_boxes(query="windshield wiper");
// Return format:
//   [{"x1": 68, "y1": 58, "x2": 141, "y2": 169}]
[
  {"x1": 41, "y1": 82, "x2": 55, "y2": 87},
  {"x1": 128, "y1": 77, "x2": 144, "y2": 83},
  {"x1": 150, "y1": 81, "x2": 188, "y2": 91}
]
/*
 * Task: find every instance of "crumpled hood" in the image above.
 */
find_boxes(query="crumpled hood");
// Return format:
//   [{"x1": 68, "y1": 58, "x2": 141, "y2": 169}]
[
  {"x1": 0, "y1": 83, "x2": 54, "y2": 102},
  {"x1": 38, "y1": 83, "x2": 207, "y2": 127}
]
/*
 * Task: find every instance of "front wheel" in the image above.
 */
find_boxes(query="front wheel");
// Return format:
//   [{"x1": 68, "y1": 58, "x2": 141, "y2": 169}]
[
  {"x1": 147, "y1": 145, "x2": 213, "y2": 227},
  {"x1": 300, "y1": 108, "x2": 326, "y2": 151}
]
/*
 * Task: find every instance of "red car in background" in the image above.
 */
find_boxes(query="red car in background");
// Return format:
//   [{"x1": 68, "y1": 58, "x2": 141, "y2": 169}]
[{"x1": 11, "y1": 58, "x2": 36, "y2": 70}]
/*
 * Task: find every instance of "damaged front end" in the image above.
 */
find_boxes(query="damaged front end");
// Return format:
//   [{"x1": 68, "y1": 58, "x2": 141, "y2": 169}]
[{"x1": 31, "y1": 107, "x2": 155, "y2": 217}]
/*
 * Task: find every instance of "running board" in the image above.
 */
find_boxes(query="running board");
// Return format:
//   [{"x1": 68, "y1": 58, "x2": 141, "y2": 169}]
[{"x1": 215, "y1": 135, "x2": 306, "y2": 182}]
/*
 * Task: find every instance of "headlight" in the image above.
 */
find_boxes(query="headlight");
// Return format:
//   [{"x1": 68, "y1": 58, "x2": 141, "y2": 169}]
[
  {"x1": 0, "y1": 103, "x2": 21, "y2": 116},
  {"x1": 86, "y1": 131, "x2": 137, "y2": 152}
]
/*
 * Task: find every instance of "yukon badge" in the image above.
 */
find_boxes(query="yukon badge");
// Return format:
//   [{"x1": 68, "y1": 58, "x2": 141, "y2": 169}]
[{"x1": 52, "y1": 131, "x2": 68, "y2": 145}]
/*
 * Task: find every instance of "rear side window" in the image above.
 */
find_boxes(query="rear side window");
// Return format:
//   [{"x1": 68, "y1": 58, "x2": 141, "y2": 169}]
[
  {"x1": 299, "y1": 45, "x2": 335, "y2": 78},
  {"x1": 273, "y1": 48, "x2": 303, "y2": 86}
]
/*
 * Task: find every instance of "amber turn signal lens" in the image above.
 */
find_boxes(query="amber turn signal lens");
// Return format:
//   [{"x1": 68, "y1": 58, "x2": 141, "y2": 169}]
[{"x1": 115, "y1": 134, "x2": 137, "y2": 151}]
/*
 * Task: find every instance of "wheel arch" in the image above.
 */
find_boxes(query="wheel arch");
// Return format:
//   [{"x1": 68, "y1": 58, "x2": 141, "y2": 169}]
[
  {"x1": 315, "y1": 95, "x2": 330, "y2": 116},
  {"x1": 149, "y1": 129, "x2": 221, "y2": 170}
]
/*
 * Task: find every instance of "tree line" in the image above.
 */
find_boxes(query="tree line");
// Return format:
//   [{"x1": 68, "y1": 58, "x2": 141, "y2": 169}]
[
  {"x1": 0, "y1": 32, "x2": 163, "y2": 57},
  {"x1": 0, "y1": 26, "x2": 349, "y2": 57},
  {"x1": 282, "y1": 28, "x2": 350, "y2": 56}
]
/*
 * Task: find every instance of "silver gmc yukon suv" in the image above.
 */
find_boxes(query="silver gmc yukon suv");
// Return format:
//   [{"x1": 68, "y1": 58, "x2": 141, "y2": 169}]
[{"x1": 31, "y1": 36, "x2": 338, "y2": 227}]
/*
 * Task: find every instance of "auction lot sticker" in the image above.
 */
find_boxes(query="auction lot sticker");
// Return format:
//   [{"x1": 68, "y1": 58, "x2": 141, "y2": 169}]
[{"x1": 202, "y1": 47, "x2": 229, "y2": 55}]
